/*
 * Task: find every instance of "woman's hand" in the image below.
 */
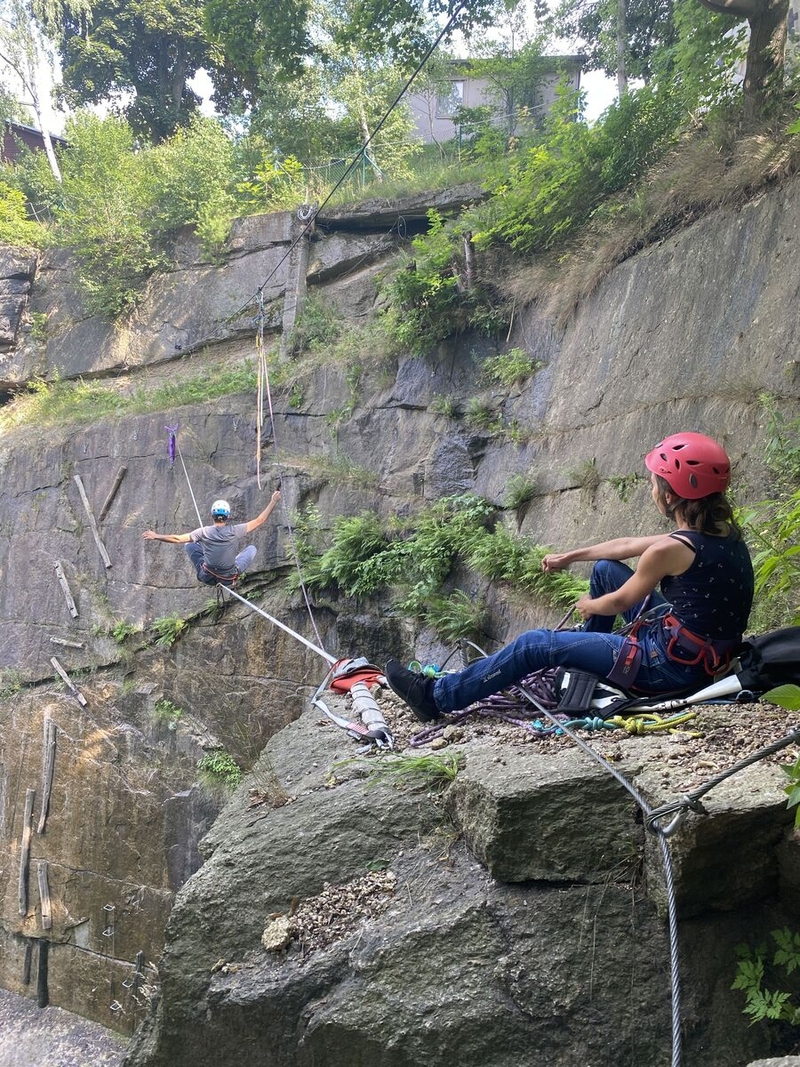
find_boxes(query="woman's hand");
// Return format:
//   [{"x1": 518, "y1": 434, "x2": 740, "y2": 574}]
[
  {"x1": 542, "y1": 552, "x2": 570, "y2": 572},
  {"x1": 574, "y1": 594, "x2": 595, "y2": 620}
]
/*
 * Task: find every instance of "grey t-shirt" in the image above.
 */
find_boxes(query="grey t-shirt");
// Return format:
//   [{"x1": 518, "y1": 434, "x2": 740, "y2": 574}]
[{"x1": 189, "y1": 523, "x2": 248, "y2": 576}]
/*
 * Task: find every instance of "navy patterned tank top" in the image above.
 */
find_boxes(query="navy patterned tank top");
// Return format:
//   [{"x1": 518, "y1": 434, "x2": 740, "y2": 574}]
[{"x1": 660, "y1": 530, "x2": 754, "y2": 640}]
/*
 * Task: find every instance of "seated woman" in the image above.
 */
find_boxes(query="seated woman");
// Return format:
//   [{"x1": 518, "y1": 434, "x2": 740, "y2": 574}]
[{"x1": 385, "y1": 432, "x2": 754, "y2": 721}]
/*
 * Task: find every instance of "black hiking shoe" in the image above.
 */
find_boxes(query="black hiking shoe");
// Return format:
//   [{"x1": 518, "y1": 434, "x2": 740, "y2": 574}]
[{"x1": 384, "y1": 659, "x2": 441, "y2": 722}]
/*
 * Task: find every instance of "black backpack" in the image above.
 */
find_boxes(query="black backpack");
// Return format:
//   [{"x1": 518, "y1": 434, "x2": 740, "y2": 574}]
[{"x1": 735, "y1": 627, "x2": 800, "y2": 692}]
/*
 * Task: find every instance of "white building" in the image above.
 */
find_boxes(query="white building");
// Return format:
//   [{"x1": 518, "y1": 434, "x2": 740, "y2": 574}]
[{"x1": 404, "y1": 56, "x2": 583, "y2": 146}]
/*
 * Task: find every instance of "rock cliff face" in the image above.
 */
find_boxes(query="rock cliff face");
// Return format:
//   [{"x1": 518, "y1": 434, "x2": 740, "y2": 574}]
[{"x1": 0, "y1": 178, "x2": 799, "y2": 1064}]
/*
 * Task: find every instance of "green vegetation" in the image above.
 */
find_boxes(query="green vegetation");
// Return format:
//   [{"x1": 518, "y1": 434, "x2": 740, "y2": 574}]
[
  {"x1": 0, "y1": 668, "x2": 25, "y2": 699},
  {"x1": 760, "y1": 684, "x2": 800, "y2": 827},
  {"x1": 464, "y1": 397, "x2": 502, "y2": 433},
  {"x1": 197, "y1": 749, "x2": 244, "y2": 789},
  {"x1": 739, "y1": 397, "x2": 800, "y2": 631},
  {"x1": 568, "y1": 457, "x2": 601, "y2": 494},
  {"x1": 733, "y1": 927, "x2": 800, "y2": 1027},
  {"x1": 608, "y1": 473, "x2": 646, "y2": 503},
  {"x1": 341, "y1": 751, "x2": 464, "y2": 792},
  {"x1": 153, "y1": 698, "x2": 183, "y2": 730},
  {"x1": 419, "y1": 590, "x2": 487, "y2": 645},
  {"x1": 151, "y1": 614, "x2": 189, "y2": 648},
  {"x1": 429, "y1": 394, "x2": 458, "y2": 418},
  {"x1": 482, "y1": 347, "x2": 542, "y2": 389},
  {"x1": 29, "y1": 312, "x2": 48, "y2": 344},
  {"x1": 111, "y1": 619, "x2": 142, "y2": 644},
  {"x1": 0, "y1": 180, "x2": 43, "y2": 246},
  {"x1": 291, "y1": 493, "x2": 588, "y2": 640},
  {"x1": 3, "y1": 0, "x2": 796, "y2": 330},
  {"x1": 0, "y1": 360, "x2": 259, "y2": 433},
  {"x1": 380, "y1": 209, "x2": 509, "y2": 356},
  {"x1": 728, "y1": 693, "x2": 800, "y2": 1036},
  {"x1": 504, "y1": 474, "x2": 537, "y2": 510}
]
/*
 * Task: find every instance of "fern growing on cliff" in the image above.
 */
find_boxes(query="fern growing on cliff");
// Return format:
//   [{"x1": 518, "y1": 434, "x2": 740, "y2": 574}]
[
  {"x1": 290, "y1": 493, "x2": 587, "y2": 638},
  {"x1": 732, "y1": 928, "x2": 800, "y2": 1027}
]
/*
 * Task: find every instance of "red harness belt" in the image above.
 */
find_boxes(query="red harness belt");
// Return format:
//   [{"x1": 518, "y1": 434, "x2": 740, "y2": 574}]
[{"x1": 662, "y1": 613, "x2": 741, "y2": 676}]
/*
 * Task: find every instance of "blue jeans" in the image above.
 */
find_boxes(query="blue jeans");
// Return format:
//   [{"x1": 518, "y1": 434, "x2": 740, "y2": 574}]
[
  {"x1": 433, "y1": 560, "x2": 704, "y2": 712},
  {"x1": 583, "y1": 558, "x2": 667, "y2": 632},
  {"x1": 185, "y1": 543, "x2": 256, "y2": 585}
]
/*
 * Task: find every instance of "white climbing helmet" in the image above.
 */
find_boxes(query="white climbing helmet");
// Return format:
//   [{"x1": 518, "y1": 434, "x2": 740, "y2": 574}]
[{"x1": 211, "y1": 499, "x2": 231, "y2": 519}]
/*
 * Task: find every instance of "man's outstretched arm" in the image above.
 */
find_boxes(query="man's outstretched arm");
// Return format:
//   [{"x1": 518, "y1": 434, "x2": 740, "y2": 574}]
[
  {"x1": 244, "y1": 490, "x2": 281, "y2": 534},
  {"x1": 143, "y1": 530, "x2": 192, "y2": 544}
]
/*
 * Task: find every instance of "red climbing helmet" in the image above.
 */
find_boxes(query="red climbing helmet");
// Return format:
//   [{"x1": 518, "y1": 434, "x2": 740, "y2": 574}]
[{"x1": 645, "y1": 432, "x2": 731, "y2": 499}]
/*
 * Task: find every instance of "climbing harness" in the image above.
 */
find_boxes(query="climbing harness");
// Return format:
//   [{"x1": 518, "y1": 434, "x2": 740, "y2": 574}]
[
  {"x1": 199, "y1": 562, "x2": 241, "y2": 586},
  {"x1": 403, "y1": 625, "x2": 800, "y2": 1067},
  {"x1": 661, "y1": 612, "x2": 741, "y2": 677}
]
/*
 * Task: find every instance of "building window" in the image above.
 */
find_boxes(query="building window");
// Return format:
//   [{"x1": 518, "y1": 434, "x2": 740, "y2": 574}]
[{"x1": 437, "y1": 80, "x2": 464, "y2": 118}]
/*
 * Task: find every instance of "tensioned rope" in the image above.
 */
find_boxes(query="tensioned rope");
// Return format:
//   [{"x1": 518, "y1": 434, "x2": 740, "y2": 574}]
[
  {"x1": 646, "y1": 724, "x2": 800, "y2": 832},
  {"x1": 222, "y1": 0, "x2": 471, "y2": 329},
  {"x1": 238, "y1": 3, "x2": 472, "y2": 652},
  {"x1": 175, "y1": 436, "x2": 203, "y2": 528},
  {"x1": 516, "y1": 680, "x2": 685, "y2": 1067}
]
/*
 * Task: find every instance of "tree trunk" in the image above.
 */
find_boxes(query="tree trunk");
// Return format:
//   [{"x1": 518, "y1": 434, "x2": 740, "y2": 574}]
[
  {"x1": 616, "y1": 0, "x2": 628, "y2": 97},
  {"x1": 28, "y1": 78, "x2": 62, "y2": 182},
  {"x1": 742, "y1": 0, "x2": 789, "y2": 120},
  {"x1": 696, "y1": 0, "x2": 790, "y2": 120},
  {"x1": 0, "y1": 38, "x2": 62, "y2": 181}
]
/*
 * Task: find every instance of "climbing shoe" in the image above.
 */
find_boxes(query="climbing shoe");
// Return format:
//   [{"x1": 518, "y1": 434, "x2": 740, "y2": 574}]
[{"x1": 384, "y1": 659, "x2": 441, "y2": 722}]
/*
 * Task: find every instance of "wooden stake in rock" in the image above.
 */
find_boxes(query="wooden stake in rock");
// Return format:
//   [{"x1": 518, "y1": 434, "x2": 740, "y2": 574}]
[
  {"x1": 98, "y1": 465, "x2": 127, "y2": 523},
  {"x1": 51, "y1": 657, "x2": 88, "y2": 707},
  {"x1": 37, "y1": 861, "x2": 52, "y2": 930},
  {"x1": 18, "y1": 788, "x2": 35, "y2": 915},
  {"x1": 49, "y1": 636, "x2": 84, "y2": 649},
  {"x1": 73, "y1": 475, "x2": 112, "y2": 568},
  {"x1": 38, "y1": 718, "x2": 57, "y2": 834},
  {"x1": 54, "y1": 561, "x2": 79, "y2": 618}
]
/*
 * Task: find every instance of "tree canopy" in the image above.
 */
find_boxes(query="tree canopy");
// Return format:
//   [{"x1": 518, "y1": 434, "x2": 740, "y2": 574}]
[
  {"x1": 1, "y1": 0, "x2": 785, "y2": 152},
  {"x1": 55, "y1": 0, "x2": 214, "y2": 141},
  {"x1": 551, "y1": 0, "x2": 678, "y2": 87}
]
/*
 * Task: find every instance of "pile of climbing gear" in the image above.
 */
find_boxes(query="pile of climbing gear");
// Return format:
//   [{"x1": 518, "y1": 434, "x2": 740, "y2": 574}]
[{"x1": 312, "y1": 657, "x2": 393, "y2": 750}]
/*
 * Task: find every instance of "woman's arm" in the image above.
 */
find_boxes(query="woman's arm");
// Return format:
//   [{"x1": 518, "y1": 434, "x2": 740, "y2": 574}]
[
  {"x1": 542, "y1": 534, "x2": 666, "y2": 573},
  {"x1": 574, "y1": 537, "x2": 694, "y2": 619}
]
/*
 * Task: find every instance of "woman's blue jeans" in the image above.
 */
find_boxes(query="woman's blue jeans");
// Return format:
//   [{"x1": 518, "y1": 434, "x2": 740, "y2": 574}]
[{"x1": 433, "y1": 559, "x2": 705, "y2": 713}]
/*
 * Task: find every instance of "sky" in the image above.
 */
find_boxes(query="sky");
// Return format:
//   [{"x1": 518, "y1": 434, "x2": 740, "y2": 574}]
[{"x1": 578, "y1": 69, "x2": 618, "y2": 122}]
